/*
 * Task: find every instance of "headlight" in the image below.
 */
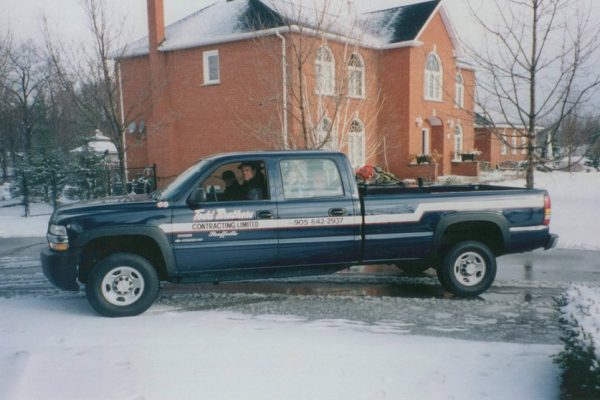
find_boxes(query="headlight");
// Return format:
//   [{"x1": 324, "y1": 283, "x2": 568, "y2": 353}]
[
  {"x1": 48, "y1": 224, "x2": 69, "y2": 251},
  {"x1": 49, "y1": 224, "x2": 68, "y2": 236}
]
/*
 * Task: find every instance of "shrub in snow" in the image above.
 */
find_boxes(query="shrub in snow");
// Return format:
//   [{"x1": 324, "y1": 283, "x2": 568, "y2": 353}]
[
  {"x1": 554, "y1": 285, "x2": 600, "y2": 398},
  {"x1": 64, "y1": 143, "x2": 112, "y2": 200}
]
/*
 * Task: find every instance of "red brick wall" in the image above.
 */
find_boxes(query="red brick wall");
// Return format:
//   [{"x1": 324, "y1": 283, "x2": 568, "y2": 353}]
[
  {"x1": 475, "y1": 127, "x2": 527, "y2": 168},
  {"x1": 121, "y1": 7, "x2": 478, "y2": 185}
]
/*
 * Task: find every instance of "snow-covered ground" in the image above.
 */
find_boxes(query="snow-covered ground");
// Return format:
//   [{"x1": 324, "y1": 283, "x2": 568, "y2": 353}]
[
  {"x1": 0, "y1": 296, "x2": 560, "y2": 400},
  {"x1": 492, "y1": 171, "x2": 600, "y2": 251},
  {"x1": 0, "y1": 171, "x2": 597, "y2": 399}
]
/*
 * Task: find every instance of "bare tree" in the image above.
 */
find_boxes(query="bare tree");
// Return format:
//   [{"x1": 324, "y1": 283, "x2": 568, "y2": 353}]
[
  {"x1": 0, "y1": 30, "x2": 13, "y2": 178},
  {"x1": 0, "y1": 40, "x2": 50, "y2": 153},
  {"x1": 467, "y1": 0, "x2": 600, "y2": 188},
  {"x1": 241, "y1": 0, "x2": 386, "y2": 166},
  {"x1": 43, "y1": 0, "x2": 154, "y2": 183}
]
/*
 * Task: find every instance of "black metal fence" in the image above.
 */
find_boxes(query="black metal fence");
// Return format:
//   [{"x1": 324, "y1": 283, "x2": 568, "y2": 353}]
[{"x1": 1, "y1": 165, "x2": 157, "y2": 216}]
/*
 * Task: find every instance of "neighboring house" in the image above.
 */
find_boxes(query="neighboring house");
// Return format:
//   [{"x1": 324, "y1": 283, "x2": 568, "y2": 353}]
[
  {"x1": 119, "y1": 0, "x2": 477, "y2": 184},
  {"x1": 474, "y1": 114, "x2": 545, "y2": 169},
  {"x1": 71, "y1": 130, "x2": 119, "y2": 165}
]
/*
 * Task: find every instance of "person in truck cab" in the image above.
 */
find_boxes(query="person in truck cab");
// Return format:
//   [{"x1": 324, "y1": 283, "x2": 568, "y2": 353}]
[
  {"x1": 220, "y1": 170, "x2": 242, "y2": 201},
  {"x1": 239, "y1": 161, "x2": 267, "y2": 200}
]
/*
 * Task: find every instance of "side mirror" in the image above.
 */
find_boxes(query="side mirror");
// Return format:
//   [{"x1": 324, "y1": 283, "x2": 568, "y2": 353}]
[{"x1": 188, "y1": 187, "x2": 206, "y2": 206}]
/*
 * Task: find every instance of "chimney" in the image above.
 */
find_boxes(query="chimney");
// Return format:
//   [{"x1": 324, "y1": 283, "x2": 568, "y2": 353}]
[{"x1": 147, "y1": 0, "x2": 165, "y2": 53}]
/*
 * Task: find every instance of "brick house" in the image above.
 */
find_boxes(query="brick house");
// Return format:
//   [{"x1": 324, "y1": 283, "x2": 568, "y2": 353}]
[
  {"x1": 475, "y1": 125, "x2": 528, "y2": 169},
  {"x1": 119, "y1": 0, "x2": 478, "y2": 185}
]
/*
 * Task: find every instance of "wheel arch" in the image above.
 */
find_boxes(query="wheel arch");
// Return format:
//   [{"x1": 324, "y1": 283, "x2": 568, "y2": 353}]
[
  {"x1": 75, "y1": 226, "x2": 175, "y2": 282},
  {"x1": 432, "y1": 213, "x2": 510, "y2": 259}
]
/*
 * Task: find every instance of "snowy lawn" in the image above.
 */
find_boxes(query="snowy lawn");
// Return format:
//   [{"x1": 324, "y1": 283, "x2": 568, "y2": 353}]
[
  {"x1": 493, "y1": 171, "x2": 600, "y2": 251},
  {"x1": 0, "y1": 202, "x2": 53, "y2": 238},
  {"x1": 0, "y1": 296, "x2": 561, "y2": 400}
]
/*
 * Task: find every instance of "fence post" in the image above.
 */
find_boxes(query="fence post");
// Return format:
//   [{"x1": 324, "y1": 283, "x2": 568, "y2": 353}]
[
  {"x1": 106, "y1": 169, "x2": 112, "y2": 197},
  {"x1": 152, "y1": 164, "x2": 157, "y2": 191},
  {"x1": 22, "y1": 171, "x2": 30, "y2": 217},
  {"x1": 51, "y1": 172, "x2": 58, "y2": 211}
]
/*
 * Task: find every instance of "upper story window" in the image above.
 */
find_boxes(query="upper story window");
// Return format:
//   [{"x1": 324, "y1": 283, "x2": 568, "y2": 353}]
[
  {"x1": 316, "y1": 45, "x2": 335, "y2": 96},
  {"x1": 203, "y1": 50, "x2": 220, "y2": 85},
  {"x1": 316, "y1": 117, "x2": 337, "y2": 150},
  {"x1": 512, "y1": 133, "x2": 518, "y2": 155},
  {"x1": 348, "y1": 119, "x2": 366, "y2": 168},
  {"x1": 348, "y1": 53, "x2": 365, "y2": 98},
  {"x1": 424, "y1": 52, "x2": 442, "y2": 101},
  {"x1": 455, "y1": 73, "x2": 464, "y2": 108},
  {"x1": 454, "y1": 124, "x2": 463, "y2": 160}
]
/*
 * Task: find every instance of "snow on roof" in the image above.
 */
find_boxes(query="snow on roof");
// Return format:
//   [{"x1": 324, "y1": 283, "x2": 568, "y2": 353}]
[
  {"x1": 71, "y1": 130, "x2": 118, "y2": 155},
  {"x1": 121, "y1": 0, "x2": 443, "y2": 58}
]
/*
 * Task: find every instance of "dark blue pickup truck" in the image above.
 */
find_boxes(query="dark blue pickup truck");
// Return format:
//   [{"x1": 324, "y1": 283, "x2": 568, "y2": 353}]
[{"x1": 42, "y1": 151, "x2": 558, "y2": 317}]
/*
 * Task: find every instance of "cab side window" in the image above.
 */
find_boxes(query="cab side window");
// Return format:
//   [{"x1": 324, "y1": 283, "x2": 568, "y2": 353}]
[
  {"x1": 200, "y1": 161, "x2": 269, "y2": 202},
  {"x1": 280, "y1": 159, "x2": 343, "y2": 200}
]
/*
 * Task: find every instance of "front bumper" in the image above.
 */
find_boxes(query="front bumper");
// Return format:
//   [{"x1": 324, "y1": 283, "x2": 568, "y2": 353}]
[
  {"x1": 545, "y1": 234, "x2": 559, "y2": 250},
  {"x1": 41, "y1": 248, "x2": 79, "y2": 291}
]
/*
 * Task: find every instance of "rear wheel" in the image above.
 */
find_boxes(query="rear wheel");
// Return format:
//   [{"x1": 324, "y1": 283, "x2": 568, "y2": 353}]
[
  {"x1": 437, "y1": 241, "x2": 496, "y2": 297},
  {"x1": 86, "y1": 253, "x2": 159, "y2": 317}
]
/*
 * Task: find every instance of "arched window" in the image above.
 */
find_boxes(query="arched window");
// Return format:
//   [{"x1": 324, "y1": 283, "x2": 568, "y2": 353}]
[
  {"x1": 455, "y1": 73, "x2": 464, "y2": 108},
  {"x1": 316, "y1": 117, "x2": 336, "y2": 150},
  {"x1": 454, "y1": 124, "x2": 463, "y2": 160},
  {"x1": 348, "y1": 119, "x2": 366, "y2": 168},
  {"x1": 348, "y1": 53, "x2": 365, "y2": 98},
  {"x1": 315, "y1": 46, "x2": 335, "y2": 96},
  {"x1": 424, "y1": 52, "x2": 442, "y2": 101}
]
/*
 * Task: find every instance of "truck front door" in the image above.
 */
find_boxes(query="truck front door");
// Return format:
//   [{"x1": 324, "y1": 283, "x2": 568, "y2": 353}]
[{"x1": 168, "y1": 159, "x2": 278, "y2": 272}]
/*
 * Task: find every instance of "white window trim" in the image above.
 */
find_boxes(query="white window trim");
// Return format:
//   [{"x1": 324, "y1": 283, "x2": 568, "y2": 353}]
[
  {"x1": 424, "y1": 52, "x2": 443, "y2": 102},
  {"x1": 315, "y1": 45, "x2": 335, "y2": 96},
  {"x1": 521, "y1": 136, "x2": 527, "y2": 155},
  {"x1": 501, "y1": 129, "x2": 508, "y2": 155},
  {"x1": 348, "y1": 53, "x2": 366, "y2": 99},
  {"x1": 455, "y1": 73, "x2": 464, "y2": 108},
  {"x1": 511, "y1": 133, "x2": 518, "y2": 155},
  {"x1": 421, "y1": 128, "x2": 430, "y2": 155},
  {"x1": 454, "y1": 124, "x2": 463, "y2": 160},
  {"x1": 203, "y1": 50, "x2": 220, "y2": 85},
  {"x1": 348, "y1": 119, "x2": 366, "y2": 168}
]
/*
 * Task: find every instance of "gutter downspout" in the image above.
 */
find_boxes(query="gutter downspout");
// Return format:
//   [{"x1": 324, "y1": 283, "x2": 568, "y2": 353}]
[
  {"x1": 275, "y1": 30, "x2": 288, "y2": 150},
  {"x1": 117, "y1": 61, "x2": 129, "y2": 181}
]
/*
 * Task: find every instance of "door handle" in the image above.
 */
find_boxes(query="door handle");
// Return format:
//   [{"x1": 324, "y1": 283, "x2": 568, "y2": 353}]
[
  {"x1": 328, "y1": 208, "x2": 347, "y2": 217},
  {"x1": 257, "y1": 210, "x2": 274, "y2": 219}
]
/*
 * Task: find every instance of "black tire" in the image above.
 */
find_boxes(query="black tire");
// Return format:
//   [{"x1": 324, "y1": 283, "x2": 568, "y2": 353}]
[
  {"x1": 437, "y1": 241, "x2": 496, "y2": 297},
  {"x1": 86, "y1": 253, "x2": 159, "y2": 317},
  {"x1": 395, "y1": 263, "x2": 430, "y2": 275}
]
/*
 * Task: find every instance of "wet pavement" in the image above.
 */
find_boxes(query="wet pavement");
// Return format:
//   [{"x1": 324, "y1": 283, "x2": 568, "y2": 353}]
[{"x1": 1, "y1": 237, "x2": 599, "y2": 344}]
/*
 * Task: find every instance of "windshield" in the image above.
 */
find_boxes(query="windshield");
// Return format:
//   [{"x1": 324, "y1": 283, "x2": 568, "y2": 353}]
[{"x1": 159, "y1": 159, "x2": 208, "y2": 200}]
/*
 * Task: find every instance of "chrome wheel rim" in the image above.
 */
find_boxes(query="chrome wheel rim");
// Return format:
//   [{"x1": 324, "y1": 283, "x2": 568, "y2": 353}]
[
  {"x1": 453, "y1": 251, "x2": 486, "y2": 287},
  {"x1": 101, "y1": 266, "x2": 145, "y2": 306}
]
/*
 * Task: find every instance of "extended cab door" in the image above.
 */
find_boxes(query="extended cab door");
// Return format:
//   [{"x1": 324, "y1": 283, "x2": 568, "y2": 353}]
[
  {"x1": 275, "y1": 156, "x2": 361, "y2": 266},
  {"x1": 167, "y1": 158, "x2": 278, "y2": 272}
]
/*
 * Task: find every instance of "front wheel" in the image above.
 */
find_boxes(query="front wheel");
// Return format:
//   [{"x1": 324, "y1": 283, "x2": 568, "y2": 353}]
[
  {"x1": 86, "y1": 253, "x2": 159, "y2": 317},
  {"x1": 437, "y1": 241, "x2": 496, "y2": 297}
]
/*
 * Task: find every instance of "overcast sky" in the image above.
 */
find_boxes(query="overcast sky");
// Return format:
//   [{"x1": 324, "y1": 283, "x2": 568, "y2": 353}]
[{"x1": 1, "y1": 0, "x2": 496, "y2": 48}]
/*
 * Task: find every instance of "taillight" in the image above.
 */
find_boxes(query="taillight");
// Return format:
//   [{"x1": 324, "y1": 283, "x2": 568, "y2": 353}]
[{"x1": 543, "y1": 194, "x2": 551, "y2": 225}]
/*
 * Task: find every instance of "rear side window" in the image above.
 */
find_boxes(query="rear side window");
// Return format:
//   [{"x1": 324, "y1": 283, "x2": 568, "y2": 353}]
[{"x1": 280, "y1": 159, "x2": 344, "y2": 200}]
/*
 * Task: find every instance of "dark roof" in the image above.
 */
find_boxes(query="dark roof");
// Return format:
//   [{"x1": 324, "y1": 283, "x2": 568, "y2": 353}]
[
  {"x1": 237, "y1": 0, "x2": 287, "y2": 32},
  {"x1": 122, "y1": 0, "x2": 444, "y2": 57},
  {"x1": 362, "y1": 0, "x2": 440, "y2": 43}
]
